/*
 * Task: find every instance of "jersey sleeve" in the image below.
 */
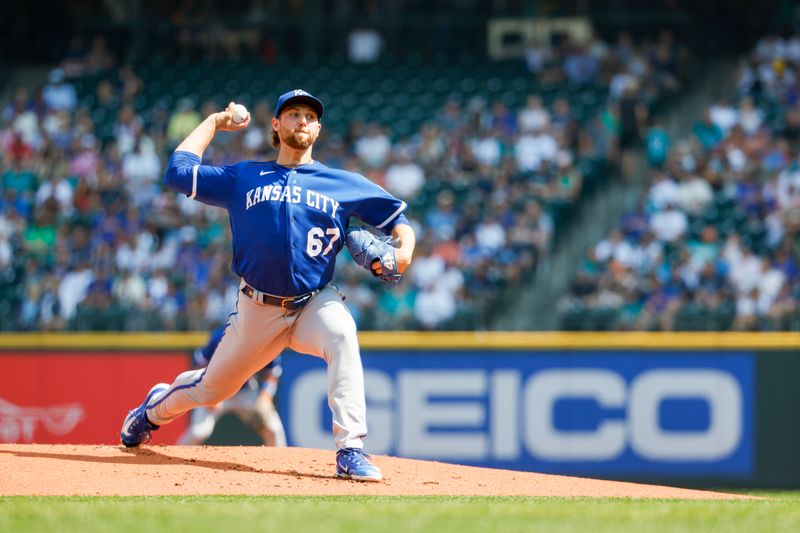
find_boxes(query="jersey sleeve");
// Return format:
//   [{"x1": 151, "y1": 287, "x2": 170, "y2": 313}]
[
  {"x1": 164, "y1": 151, "x2": 236, "y2": 208},
  {"x1": 353, "y1": 179, "x2": 409, "y2": 234}
]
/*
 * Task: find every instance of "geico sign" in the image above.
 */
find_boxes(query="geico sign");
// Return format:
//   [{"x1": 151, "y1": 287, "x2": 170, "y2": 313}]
[{"x1": 289, "y1": 368, "x2": 743, "y2": 462}]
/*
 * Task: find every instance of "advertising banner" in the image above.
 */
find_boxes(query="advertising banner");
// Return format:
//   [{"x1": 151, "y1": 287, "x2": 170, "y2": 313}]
[
  {"x1": 0, "y1": 352, "x2": 188, "y2": 444},
  {"x1": 278, "y1": 350, "x2": 754, "y2": 478}
]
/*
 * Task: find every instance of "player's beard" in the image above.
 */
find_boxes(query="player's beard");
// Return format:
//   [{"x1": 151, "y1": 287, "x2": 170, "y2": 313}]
[{"x1": 281, "y1": 129, "x2": 316, "y2": 150}]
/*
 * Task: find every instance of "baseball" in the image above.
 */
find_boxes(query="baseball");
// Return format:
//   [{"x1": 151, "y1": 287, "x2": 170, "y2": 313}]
[{"x1": 231, "y1": 103, "x2": 248, "y2": 124}]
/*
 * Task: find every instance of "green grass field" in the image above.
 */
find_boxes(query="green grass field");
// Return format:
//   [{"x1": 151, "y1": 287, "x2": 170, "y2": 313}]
[{"x1": 1, "y1": 493, "x2": 799, "y2": 533}]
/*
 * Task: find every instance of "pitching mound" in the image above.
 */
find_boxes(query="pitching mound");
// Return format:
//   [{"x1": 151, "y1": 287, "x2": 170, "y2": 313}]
[{"x1": 0, "y1": 444, "x2": 750, "y2": 499}]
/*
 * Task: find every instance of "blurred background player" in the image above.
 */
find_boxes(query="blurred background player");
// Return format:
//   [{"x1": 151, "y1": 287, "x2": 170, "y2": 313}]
[{"x1": 177, "y1": 324, "x2": 286, "y2": 447}]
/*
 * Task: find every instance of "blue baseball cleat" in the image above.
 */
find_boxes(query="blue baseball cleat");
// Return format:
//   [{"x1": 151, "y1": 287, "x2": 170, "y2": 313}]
[
  {"x1": 120, "y1": 383, "x2": 169, "y2": 448},
  {"x1": 335, "y1": 448, "x2": 382, "y2": 482}
]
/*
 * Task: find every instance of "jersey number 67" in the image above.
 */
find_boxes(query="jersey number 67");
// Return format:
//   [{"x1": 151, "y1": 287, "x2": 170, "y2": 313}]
[{"x1": 307, "y1": 227, "x2": 340, "y2": 257}]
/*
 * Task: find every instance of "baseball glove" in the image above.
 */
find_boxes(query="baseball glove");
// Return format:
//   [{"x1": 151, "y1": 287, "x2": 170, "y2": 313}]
[{"x1": 345, "y1": 227, "x2": 402, "y2": 285}]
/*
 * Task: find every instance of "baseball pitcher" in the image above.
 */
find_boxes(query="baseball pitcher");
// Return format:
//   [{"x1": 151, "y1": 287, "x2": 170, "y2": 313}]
[{"x1": 120, "y1": 90, "x2": 416, "y2": 482}]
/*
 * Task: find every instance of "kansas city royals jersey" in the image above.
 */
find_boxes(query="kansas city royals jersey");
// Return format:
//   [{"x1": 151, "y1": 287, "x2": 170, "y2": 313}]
[{"x1": 165, "y1": 151, "x2": 409, "y2": 296}]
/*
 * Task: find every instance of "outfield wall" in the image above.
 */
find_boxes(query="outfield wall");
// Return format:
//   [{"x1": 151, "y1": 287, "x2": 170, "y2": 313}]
[{"x1": 1, "y1": 332, "x2": 799, "y2": 488}]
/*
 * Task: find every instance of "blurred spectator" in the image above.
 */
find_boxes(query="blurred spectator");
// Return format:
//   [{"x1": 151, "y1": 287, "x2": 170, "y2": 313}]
[
  {"x1": 347, "y1": 25, "x2": 383, "y2": 64},
  {"x1": 564, "y1": 44, "x2": 600, "y2": 84},
  {"x1": 488, "y1": 100, "x2": 517, "y2": 138},
  {"x1": 416, "y1": 123, "x2": 447, "y2": 165},
  {"x1": 122, "y1": 136, "x2": 162, "y2": 207},
  {"x1": 469, "y1": 128, "x2": 503, "y2": 167},
  {"x1": 523, "y1": 38, "x2": 551, "y2": 75},
  {"x1": 595, "y1": 228, "x2": 635, "y2": 266},
  {"x1": 436, "y1": 99, "x2": 465, "y2": 133},
  {"x1": 474, "y1": 215, "x2": 506, "y2": 253},
  {"x1": 426, "y1": 191, "x2": 458, "y2": 242},
  {"x1": 42, "y1": 69, "x2": 77, "y2": 113},
  {"x1": 2, "y1": 88, "x2": 35, "y2": 124},
  {"x1": 693, "y1": 110, "x2": 724, "y2": 149},
  {"x1": 2, "y1": 156, "x2": 38, "y2": 197},
  {"x1": 354, "y1": 123, "x2": 391, "y2": 169},
  {"x1": 616, "y1": 81, "x2": 648, "y2": 181},
  {"x1": 737, "y1": 96, "x2": 763, "y2": 136},
  {"x1": 19, "y1": 276, "x2": 62, "y2": 331},
  {"x1": 119, "y1": 65, "x2": 144, "y2": 103},
  {"x1": 384, "y1": 146, "x2": 425, "y2": 200},
  {"x1": 167, "y1": 98, "x2": 202, "y2": 146},
  {"x1": 648, "y1": 170, "x2": 680, "y2": 211},
  {"x1": 413, "y1": 280, "x2": 457, "y2": 329},
  {"x1": 518, "y1": 95, "x2": 551, "y2": 133},
  {"x1": 375, "y1": 283, "x2": 416, "y2": 329},
  {"x1": 709, "y1": 98, "x2": 739, "y2": 134},
  {"x1": 515, "y1": 124, "x2": 558, "y2": 172},
  {"x1": 676, "y1": 169, "x2": 713, "y2": 216},
  {"x1": 35, "y1": 165, "x2": 74, "y2": 215},
  {"x1": 84, "y1": 35, "x2": 116, "y2": 73},
  {"x1": 649, "y1": 201, "x2": 688, "y2": 243},
  {"x1": 72, "y1": 281, "x2": 125, "y2": 331},
  {"x1": 645, "y1": 117, "x2": 670, "y2": 168},
  {"x1": 58, "y1": 258, "x2": 93, "y2": 322},
  {"x1": 550, "y1": 151, "x2": 583, "y2": 204}
]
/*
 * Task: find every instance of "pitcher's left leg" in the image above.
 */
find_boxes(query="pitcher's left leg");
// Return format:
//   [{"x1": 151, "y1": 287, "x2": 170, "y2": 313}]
[{"x1": 289, "y1": 287, "x2": 367, "y2": 449}]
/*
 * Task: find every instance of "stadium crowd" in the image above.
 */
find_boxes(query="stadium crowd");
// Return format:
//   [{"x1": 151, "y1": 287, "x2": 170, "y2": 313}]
[
  {"x1": 0, "y1": 26, "x2": 688, "y2": 332},
  {"x1": 559, "y1": 33, "x2": 800, "y2": 331}
]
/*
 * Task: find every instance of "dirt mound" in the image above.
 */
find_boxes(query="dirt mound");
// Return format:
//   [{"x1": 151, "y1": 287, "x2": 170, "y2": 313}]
[{"x1": 0, "y1": 444, "x2": 750, "y2": 499}]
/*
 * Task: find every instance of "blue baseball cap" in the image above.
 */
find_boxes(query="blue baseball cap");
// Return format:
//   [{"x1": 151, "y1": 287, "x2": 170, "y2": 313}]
[{"x1": 274, "y1": 89, "x2": 324, "y2": 119}]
